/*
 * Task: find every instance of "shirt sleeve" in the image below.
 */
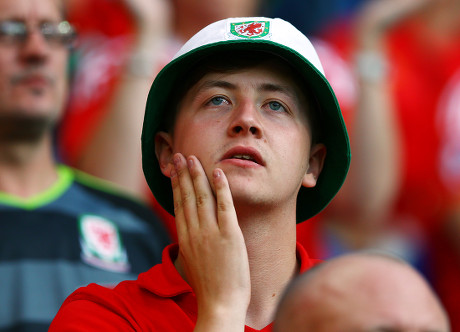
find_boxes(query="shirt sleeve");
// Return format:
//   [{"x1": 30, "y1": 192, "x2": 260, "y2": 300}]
[
  {"x1": 50, "y1": 299, "x2": 135, "y2": 331},
  {"x1": 49, "y1": 284, "x2": 139, "y2": 331}
]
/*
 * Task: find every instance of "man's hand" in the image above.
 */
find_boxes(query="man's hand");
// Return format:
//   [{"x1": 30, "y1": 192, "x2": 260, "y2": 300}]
[
  {"x1": 171, "y1": 153, "x2": 250, "y2": 331},
  {"x1": 355, "y1": 0, "x2": 432, "y2": 49},
  {"x1": 121, "y1": 0, "x2": 172, "y2": 72},
  {"x1": 121, "y1": 0, "x2": 171, "y2": 36}
]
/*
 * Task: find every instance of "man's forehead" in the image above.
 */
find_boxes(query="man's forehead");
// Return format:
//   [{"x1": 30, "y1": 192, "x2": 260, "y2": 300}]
[
  {"x1": 189, "y1": 63, "x2": 305, "y2": 97},
  {"x1": 0, "y1": 0, "x2": 62, "y2": 21}
]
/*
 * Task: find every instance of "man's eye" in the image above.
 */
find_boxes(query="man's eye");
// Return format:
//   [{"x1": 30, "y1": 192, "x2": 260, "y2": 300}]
[
  {"x1": 209, "y1": 96, "x2": 226, "y2": 106},
  {"x1": 268, "y1": 101, "x2": 285, "y2": 112},
  {"x1": 0, "y1": 21, "x2": 26, "y2": 37}
]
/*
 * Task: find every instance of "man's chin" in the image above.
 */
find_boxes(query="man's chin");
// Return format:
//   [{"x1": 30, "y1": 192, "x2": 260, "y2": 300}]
[
  {"x1": 0, "y1": 113, "x2": 56, "y2": 142},
  {"x1": 228, "y1": 184, "x2": 269, "y2": 206}
]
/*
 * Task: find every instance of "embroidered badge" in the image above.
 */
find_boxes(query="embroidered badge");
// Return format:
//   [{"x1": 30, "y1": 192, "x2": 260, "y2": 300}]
[
  {"x1": 229, "y1": 20, "x2": 271, "y2": 39},
  {"x1": 79, "y1": 215, "x2": 130, "y2": 272}
]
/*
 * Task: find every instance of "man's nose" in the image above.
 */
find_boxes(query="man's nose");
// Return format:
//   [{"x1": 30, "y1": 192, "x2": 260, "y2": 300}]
[
  {"x1": 18, "y1": 29, "x2": 49, "y2": 64},
  {"x1": 227, "y1": 101, "x2": 263, "y2": 138}
]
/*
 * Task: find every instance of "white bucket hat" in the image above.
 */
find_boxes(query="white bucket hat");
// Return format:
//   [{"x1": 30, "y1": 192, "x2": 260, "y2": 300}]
[{"x1": 141, "y1": 17, "x2": 351, "y2": 223}]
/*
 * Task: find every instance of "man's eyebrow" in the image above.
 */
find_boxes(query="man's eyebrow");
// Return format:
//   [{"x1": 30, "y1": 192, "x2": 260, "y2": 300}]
[
  {"x1": 197, "y1": 80, "x2": 236, "y2": 91},
  {"x1": 258, "y1": 83, "x2": 298, "y2": 100},
  {"x1": 197, "y1": 80, "x2": 297, "y2": 99}
]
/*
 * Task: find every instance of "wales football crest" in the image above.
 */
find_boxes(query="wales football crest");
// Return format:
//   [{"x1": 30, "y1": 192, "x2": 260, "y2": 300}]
[
  {"x1": 230, "y1": 21, "x2": 270, "y2": 39},
  {"x1": 79, "y1": 215, "x2": 130, "y2": 272}
]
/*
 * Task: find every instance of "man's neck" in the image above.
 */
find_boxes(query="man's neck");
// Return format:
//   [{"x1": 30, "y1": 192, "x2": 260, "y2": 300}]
[
  {"x1": 239, "y1": 210, "x2": 298, "y2": 329},
  {"x1": 0, "y1": 135, "x2": 58, "y2": 198}
]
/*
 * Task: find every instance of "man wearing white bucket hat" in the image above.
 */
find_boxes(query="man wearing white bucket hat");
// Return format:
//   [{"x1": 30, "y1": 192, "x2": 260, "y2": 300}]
[{"x1": 51, "y1": 16, "x2": 350, "y2": 331}]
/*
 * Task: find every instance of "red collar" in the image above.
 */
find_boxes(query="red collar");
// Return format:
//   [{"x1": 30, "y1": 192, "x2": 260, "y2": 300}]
[{"x1": 138, "y1": 242, "x2": 320, "y2": 297}]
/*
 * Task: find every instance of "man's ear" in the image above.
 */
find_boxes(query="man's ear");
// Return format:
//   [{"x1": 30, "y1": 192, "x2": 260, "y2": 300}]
[
  {"x1": 155, "y1": 131, "x2": 174, "y2": 178},
  {"x1": 302, "y1": 143, "x2": 327, "y2": 188}
]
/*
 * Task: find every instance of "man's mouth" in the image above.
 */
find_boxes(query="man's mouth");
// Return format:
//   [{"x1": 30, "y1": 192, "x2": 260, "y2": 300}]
[
  {"x1": 12, "y1": 71, "x2": 53, "y2": 88},
  {"x1": 222, "y1": 147, "x2": 264, "y2": 166},
  {"x1": 231, "y1": 154, "x2": 256, "y2": 162}
]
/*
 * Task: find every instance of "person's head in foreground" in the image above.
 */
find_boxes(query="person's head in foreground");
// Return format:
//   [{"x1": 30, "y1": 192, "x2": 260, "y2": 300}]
[
  {"x1": 273, "y1": 252, "x2": 451, "y2": 332},
  {"x1": 141, "y1": 17, "x2": 350, "y2": 224}
]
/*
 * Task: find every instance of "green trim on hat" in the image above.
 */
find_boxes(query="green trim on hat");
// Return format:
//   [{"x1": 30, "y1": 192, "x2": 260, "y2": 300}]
[{"x1": 142, "y1": 39, "x2": 350, "y2": 223}]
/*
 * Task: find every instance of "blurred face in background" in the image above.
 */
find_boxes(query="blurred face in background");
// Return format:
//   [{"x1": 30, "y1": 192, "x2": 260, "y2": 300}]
[{"x1": 0, "y1": 0, "x2": 70, "y2": 139}]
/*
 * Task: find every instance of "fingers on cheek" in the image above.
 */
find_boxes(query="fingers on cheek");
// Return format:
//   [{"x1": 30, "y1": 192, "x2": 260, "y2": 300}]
[
  {"x1": 213, "y1": 168, "x2": 228, "y2": 188},
  {"x1": 171, "y1": 169, "x2": 180, "y2": 208},
  {"x1": 186, "y1": 157, "x2": 200, "y2": 186},
  {"x1": 171, "y1": 169, "x2": 186, "y2": 236},
  {"x1": 187, "y1": 156, "x2": 209, "y2": 185},
  {"x1": 213, "y1": 168, "x2": 231, "y2": 204},
  {"x1": 173, "y1": 154, "x2": 194, "y2": 211}
]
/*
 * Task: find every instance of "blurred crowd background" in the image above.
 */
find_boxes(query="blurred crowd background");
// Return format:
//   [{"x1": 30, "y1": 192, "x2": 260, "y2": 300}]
[{"x1": 58, "y1": 0, "x2": 460, "y2": 330}]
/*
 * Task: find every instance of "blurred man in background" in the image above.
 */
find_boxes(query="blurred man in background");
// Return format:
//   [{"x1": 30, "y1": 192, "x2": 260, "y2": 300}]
[{"x1": 0, "y1": 0, "x2": 170, "y2": 330}]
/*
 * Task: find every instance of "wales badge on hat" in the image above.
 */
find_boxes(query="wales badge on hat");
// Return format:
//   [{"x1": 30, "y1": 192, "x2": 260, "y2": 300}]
[{"x1": 229, "y1": 20, "x2": 271, "y2": 39}]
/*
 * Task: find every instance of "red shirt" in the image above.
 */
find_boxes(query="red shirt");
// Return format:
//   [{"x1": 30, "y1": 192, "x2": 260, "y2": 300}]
[{"x1": 50, "y1": 243, "x2": 319, "y2": 331}]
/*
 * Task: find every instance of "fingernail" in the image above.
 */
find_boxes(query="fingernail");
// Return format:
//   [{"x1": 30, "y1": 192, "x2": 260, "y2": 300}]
[
  {"x1": 170, "y1": 168, "x2": 177, "y2": 178},
  {"x1": 213, "y1": 169, "x2": 221, "y2": 178},
  {"x1": 173, "y1": 155, "x2": 180, "y2": 168},
  {"x1": 187, "y1": 157, "x2": 194, "y2": 169}
]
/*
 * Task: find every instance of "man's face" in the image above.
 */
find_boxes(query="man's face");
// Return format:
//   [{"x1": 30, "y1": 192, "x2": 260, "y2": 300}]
[
  {"x1": 0, "y1": 0, "x2": 68, "y2": 132},
  {"x1": 168, "y1": 62, "x2": 322, "y2": 213}
]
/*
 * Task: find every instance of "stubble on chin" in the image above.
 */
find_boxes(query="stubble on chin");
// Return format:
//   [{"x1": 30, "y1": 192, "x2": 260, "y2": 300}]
[{"x1": 0, "y1": 113, "x2": 57, "y2": 142}]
